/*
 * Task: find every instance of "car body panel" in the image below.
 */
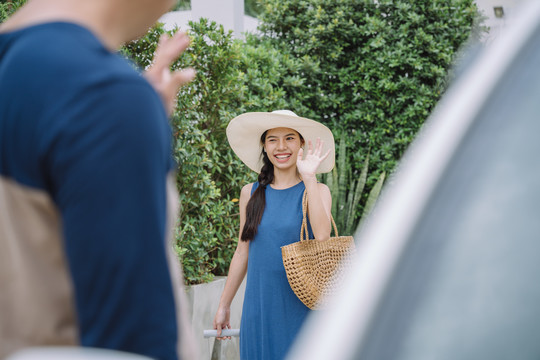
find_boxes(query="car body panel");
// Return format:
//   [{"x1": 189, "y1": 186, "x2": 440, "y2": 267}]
[{"x1": 287, "y1": 1, "x2": 540, "y2": 359}]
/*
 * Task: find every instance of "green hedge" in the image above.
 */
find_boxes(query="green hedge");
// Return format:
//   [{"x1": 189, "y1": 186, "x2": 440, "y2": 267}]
[{"x1": 257, "y1": 0, "x2": 479, "y2": 188}]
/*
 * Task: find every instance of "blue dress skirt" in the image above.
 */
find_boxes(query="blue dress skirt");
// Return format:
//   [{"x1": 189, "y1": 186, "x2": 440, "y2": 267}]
[{"x1": 240, "y1": 181, "x2": 312, "y2": 360}]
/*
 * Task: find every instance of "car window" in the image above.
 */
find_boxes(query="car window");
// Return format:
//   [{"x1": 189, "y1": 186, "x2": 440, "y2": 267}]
[{"x1": 355, "y1": 25, "x2": 540, "y2": 360}]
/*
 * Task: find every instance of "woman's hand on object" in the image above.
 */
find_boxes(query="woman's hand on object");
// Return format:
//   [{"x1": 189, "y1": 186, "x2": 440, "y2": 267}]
[
  {"x1": 296, "y1": 138, "x2": 331, "y2": 179},
  {"x1": 144, "y1": 31, "x2": 196, "y2": 116},
  {"x1": 213, "y1": 306, "x2": 232, "y2": 340}
]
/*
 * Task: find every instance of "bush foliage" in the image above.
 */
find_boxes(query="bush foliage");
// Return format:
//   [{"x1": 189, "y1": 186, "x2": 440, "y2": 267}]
[
  {"x1": 0, "y1": 0, "x2": 26, "y2": 22},
  {"x1": 257, "y1": 0, "x2": 478, "y2": 186}
]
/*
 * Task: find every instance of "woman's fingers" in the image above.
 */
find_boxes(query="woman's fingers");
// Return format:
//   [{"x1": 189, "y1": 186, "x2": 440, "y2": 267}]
[
  {"x1": 320, "y1": 148, "x2": 331, "y2": 161},
  {"x1": 304, "y1": 138, "x2": 326, "y2": 159},
  {"x1": 216, "y1": 324, "x2": 232, "y2": 341},
  {"x1": 315, "y1": 138, "x2": 324, "y2": 157},
  {"x1": 297, "y1": 138, "x2": 329, "y2": 177}
]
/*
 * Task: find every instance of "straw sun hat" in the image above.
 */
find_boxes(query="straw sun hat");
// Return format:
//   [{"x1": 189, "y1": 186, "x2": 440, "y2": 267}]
[{"x1": 226, "y1": 110, "x2": 335, "y2": 174}]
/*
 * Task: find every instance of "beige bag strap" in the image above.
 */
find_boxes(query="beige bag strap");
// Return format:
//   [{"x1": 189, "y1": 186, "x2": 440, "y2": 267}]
[{"x1": 300, "y1": 190, "x2": 339, "y2": 241}]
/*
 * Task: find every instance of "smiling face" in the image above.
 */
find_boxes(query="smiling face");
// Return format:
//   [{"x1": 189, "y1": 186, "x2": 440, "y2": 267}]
[{"x1": 263, "y1": 127, "x2": 304, "y2": 171}]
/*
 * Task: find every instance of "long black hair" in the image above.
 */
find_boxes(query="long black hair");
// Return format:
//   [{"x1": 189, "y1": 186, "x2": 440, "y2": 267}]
[
  {"x1": 240, "y1": 130, "x2": 303, "y2": 241},
  {"x1": 241, "y1": 131, "x2": 274, "y2": 241}
]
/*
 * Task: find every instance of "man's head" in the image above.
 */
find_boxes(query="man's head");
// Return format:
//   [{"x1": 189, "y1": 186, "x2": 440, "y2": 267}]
[
  {"x1": 0, "y1": 0, "x2": 177, "y2": 48},
  {"x1": 120, "y1": 0, "x2": 176, "y2": 41}
]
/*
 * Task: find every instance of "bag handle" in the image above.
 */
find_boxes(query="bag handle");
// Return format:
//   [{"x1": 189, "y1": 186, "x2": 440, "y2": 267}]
[{"x1": 300, "y1": 190, "x2": 339, "y2": 241}]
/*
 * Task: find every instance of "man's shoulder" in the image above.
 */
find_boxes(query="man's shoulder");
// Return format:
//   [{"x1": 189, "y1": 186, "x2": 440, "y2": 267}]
[
  {"x1": 2, "y1": 21, "x2": 156, "y2": 119},
  {"x1": 4, "y1": 22, "x2": 141, "y2": 85}
]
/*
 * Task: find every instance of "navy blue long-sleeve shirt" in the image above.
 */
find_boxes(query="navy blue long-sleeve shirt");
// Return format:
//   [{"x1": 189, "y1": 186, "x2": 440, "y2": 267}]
[{"x1": 0, "y1": 22, "x2": 186, "y2": 360}]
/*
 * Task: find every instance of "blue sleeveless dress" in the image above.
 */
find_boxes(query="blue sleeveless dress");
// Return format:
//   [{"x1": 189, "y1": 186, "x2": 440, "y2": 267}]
[{"x1": 240, "y1": 181, "x2": 312, "y2": 360}]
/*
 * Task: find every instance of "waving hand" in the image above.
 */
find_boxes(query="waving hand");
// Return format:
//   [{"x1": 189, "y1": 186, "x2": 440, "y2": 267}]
[
  {"x1": 144, "y1": 32, "x2": 196, "y2": 115},
  {"x1": 296, "y1": 138, "x2": 331, "y2": 179}
]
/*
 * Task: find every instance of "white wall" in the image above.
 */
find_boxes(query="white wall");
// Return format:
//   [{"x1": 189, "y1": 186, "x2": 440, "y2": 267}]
[
  {"x1": 185, "y1": 277, "x2": 246, "y2": 360},
  {"x1": 192, "y1": 0, "x2": 244, "y2": 38},
  {"x1": 159, "y1": 0, "x2": 259, "y2": 39},
  {"x1": 475, "y1": 0, "x2": 526, "y2": 43}
]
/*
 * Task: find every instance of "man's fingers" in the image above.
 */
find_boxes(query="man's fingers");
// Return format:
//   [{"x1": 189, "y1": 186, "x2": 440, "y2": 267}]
[
  {"x1": 153, "y1": 32, "x2": 191, "y2": 71},
  {"x1": 171, "y1": 68, "x2": 197, "y2": 89},
  {"x1": 143, "y1": 31, "x2": 195, "y2": 116},
  {"x1": 160, "y1": 68, "x2": 196, "y2": 115}
]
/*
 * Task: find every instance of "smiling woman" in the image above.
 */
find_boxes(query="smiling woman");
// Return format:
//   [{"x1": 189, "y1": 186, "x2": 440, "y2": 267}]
[
  {"x1": 212, "y1": 110, "x2": 336, "y2": 360},
  {"x1": 262, "y1": 128, "x2": 304, "y2": 179}
]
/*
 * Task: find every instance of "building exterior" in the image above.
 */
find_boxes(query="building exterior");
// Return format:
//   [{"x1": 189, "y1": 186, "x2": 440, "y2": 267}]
[
  {"x1": 475, "y1": 0, "x2": 527, "y2": 43},
  {"x1": 159, "y1": 0, "x2": 258, "y2": 39},
  {"x1": 160, "y1": 0, "x2": 527, "y2": 43}
]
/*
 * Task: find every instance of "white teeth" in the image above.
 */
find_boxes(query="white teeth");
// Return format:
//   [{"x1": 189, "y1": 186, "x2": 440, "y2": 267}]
[{"x1": 276, "y1": 155, "x2": 290, "y2": 159}]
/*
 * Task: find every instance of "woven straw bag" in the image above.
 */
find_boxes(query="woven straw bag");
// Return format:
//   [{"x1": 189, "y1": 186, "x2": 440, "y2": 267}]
[{"x1": 281, "y1": 191, "x2": 356, "y2": 310}]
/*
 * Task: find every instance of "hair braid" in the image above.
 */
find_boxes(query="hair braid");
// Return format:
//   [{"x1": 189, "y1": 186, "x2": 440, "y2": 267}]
[{"x1": 241, "y1": 132, "x2": 274, "y2": 241}]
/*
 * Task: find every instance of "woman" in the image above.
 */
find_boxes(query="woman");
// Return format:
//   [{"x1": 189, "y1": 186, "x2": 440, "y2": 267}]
[{"x1": 213, "y1": 110, "x2": 335, "y2": 360}]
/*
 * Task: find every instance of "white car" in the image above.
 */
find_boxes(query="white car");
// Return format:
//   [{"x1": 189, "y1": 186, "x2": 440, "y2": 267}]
[{"x1": 288, "y1": 0, "x2": 540, "y2": 359}]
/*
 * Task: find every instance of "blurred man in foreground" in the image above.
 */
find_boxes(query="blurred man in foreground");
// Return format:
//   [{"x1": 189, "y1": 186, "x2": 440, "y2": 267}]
[{"x1": 0, "y1": 0, "x2": 196, "y2": 359}]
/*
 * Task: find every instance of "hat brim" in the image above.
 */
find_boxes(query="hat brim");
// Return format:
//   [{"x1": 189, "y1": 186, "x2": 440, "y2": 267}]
[{"x1": 226, "y1": 112, "x2": 335, "y2": 174}]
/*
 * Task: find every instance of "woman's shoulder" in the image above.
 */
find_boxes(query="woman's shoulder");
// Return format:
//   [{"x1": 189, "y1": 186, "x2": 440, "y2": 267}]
[{"x1": 241, "y1": 182, "x2": 256, "y2": 196}]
